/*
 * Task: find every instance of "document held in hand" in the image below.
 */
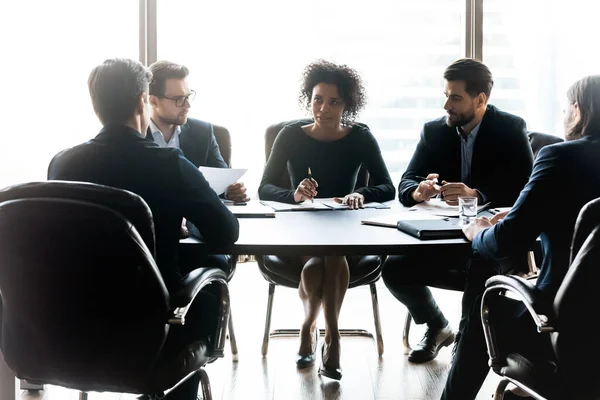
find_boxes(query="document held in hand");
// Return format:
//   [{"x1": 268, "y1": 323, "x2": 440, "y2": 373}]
[{"x1": 198, "y1": 166, "x2": 247, "y2": 196}]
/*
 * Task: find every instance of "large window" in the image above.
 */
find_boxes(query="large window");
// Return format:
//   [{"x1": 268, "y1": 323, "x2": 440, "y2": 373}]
[
  {"x1": 158, "y1": 0, "x2": 465, "y2": 191},
  {"x1": 0, "y1": 1, "x2": 139, "y2": 188},
  {"x1": 4, "y1": 1, "x2": 600, "y2": 191},
  {"x1": 483, "y1": 0, "x2": 600, "y2": 136}
]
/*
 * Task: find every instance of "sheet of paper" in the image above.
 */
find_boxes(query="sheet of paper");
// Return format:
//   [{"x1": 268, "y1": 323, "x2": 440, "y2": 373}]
[
  {"x1": 361, "y1": 213, "x2": 444, "y2": 228},
  {"x1": 260, "y1": 200, "x2": 330, "y2": 211},
  {"x1": 224, "y1": 200, "x2": 276, "y2": 217},
  {"x1": 317, "y1": 198, "x2": 390, "y2": 210},
  {"x1": 409, "y1": 198, "x2": 489, "y2": 217},
  {"x1": 199, "y1": 167, "x2": 247, "y2": 195}
]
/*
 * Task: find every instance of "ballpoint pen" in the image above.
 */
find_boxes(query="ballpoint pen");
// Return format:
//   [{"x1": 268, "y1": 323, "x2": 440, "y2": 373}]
[
  {"x1": 415, "y1": 175, "x2": 444, "y2": 185},
  {"x1": 307, "y1": 167, "x2": 314, "y2": 203}
]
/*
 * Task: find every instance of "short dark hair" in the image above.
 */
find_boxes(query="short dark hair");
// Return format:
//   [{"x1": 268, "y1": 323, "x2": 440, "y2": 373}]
[
  {"x1": 566, "y1": 75, "x2": 600, "y2": 140},
  {"x1": 299, "y1": 59, "x2": 366, "y2": 124},
  {"x1": 148, "y1": 60, "x2": 189, "y2": 96},
  {"x1": 88, "y1": 58, "x2": 152, "y2": 125},
  {"x1": 443, "y1": 58, "x2": 494, "y2": 99}
]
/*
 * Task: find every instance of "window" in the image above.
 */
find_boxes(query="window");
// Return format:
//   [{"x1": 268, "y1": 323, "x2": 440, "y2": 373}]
[
  {"x1": 158, "y1": 0, "x2": 465, "y2": 190},
  {"x1": 483, "y1": 0, "x2": 600, "y2": 137},
  {"x1": 0, "y1": 1, "x2": 139, "y2": 188}
]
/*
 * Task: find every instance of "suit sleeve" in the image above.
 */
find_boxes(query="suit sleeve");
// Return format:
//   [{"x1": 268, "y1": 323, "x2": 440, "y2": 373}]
[
  {"x1": 177, "y1": 153, "x2": 239, "y2": 244},
  {"x1": 398, "y1": 127, "x2": 434, "y2": 206},
  {"x1": 472, "y1": 146, "x2": 560, "y2": 259},
  {"x1": 476, "y1": 118, "x2": 533, "y2": 206},
  {"x1": 206, "y1": 125, "x2": 229, "y2": 168},
  {"x1": 258, "y1": 128, "x2": 296, "y2": 203},
  {"x1": 353, "y1": 129, "x2": 395, "y2": 202}
]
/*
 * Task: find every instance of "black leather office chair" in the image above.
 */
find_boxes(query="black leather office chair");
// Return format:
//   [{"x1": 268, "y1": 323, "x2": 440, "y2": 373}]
[
  {"x1": 400, "y1": 132, "x2": 563, "y2": 351},
  {"x1": 481, "y1": 197, "x2": 600, "y2": 400},
  {"x1": 257, "y1": 119, "x2": 385, "y2": 356},
  {"x1": 180, "y1": 122, "x2": 239, "y2": 360},
  {"x1": 212, "y1": 123, "x2": 239, "y2": 360},
  {"x1": 0, "y1": 181, "x2": 230, "y2": 399}
]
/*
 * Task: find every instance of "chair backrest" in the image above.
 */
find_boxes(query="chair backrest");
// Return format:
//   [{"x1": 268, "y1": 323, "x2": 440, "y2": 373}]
[
  {"x1": 551, "y1": 197, "x2": 600, "y2": 395},
  {"x1": 213, "y1": 123, "x2": 232, "y2": 167},
  {"x1": 0, "y1": 182, "x2": 171, "y2": 391},
  {"x1": 264, "y1": 119, "x2": 370, "y2": 189},
  {"x1": 0, "y1": 181, "x2": 157, "y2": 257},
  {"x1": 528, "y1": 131, "x2": 564, "y2": 158}
]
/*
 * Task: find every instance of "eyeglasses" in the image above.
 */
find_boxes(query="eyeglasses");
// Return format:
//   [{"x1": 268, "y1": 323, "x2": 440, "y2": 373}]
[{"x1": 159, "y1": 90, "x2": 196, "y2": 107}]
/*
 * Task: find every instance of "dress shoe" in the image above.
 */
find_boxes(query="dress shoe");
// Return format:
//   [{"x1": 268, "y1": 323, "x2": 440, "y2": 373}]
[
  {"x1": 296, "y1": 327, "x2": 319, "y2": 369},
  {"x1": 408, "y1": 324, "x2": 455, "y2": 363},
  {"x1": 318, "y1": 342, "x2": 342, "y2": 380}
]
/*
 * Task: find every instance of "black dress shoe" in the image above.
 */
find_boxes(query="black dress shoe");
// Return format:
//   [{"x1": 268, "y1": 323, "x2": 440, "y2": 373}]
[
  {"x1": 318, "y1": 342, "x2": 342, "y2": 380},
  {"x1": 296, "y1": 327, "x2": 319, "y2": 369},
  {"x1": 408, "y1": 324, "x2": 455, "y2": 363}
]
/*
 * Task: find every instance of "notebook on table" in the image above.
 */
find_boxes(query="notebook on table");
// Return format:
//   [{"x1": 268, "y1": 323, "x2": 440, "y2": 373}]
[{"x1": 396, "y1": 218, "x2": 465, "y2": 240}]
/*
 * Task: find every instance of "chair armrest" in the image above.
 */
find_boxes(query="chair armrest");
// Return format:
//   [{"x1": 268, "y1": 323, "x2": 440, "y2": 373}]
[
  {"x1": 168, "y1": 267, "x2": 231, "y2": 359},
  {"x1": 169, "y1": 268, "x2": 228, "y2": 324},
  {"x1": 481, "y1": 275, "x2": 555, "y2": 371}
]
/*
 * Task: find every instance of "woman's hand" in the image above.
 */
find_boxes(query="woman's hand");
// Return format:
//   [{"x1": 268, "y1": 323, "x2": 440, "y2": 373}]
[
  {"x1": 294, "y1": 178, "x2": 318, "y2": 202},
  {"x1": 334, "y1": 193, "x2": 365, "y2": 209}
]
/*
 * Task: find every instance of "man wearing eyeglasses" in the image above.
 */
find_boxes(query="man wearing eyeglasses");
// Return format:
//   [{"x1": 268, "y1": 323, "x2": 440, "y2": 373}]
[
  {"x1": 147, "y1": 60, "x2": 249, "y2": 202},
  {"x1": 147, "y1": 60, "x2": 245, "y2": 278}
]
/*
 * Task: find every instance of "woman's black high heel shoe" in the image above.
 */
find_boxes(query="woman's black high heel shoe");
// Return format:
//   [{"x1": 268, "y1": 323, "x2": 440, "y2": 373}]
[
  {"x1": 296, "y1": 327, "x2": 319, "y2": 369},
  {"x1": 318, "y1": 342, "x2": 342, "y2": 380}
]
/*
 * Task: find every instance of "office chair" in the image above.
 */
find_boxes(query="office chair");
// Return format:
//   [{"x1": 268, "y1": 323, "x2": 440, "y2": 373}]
[
  {"x1": 257, "y1": 118, "x2": 385, "y2": 357},
  {"x1": 400, "y1": 132, "x2": 562, "y2": 351},
  {"x1": 481, "y1": 197, "x2": 600, "y2": 400},
  {"x1": 0, "y1": 181, "x2": 230, "y2": 400},
  {"x1": 178, "y1": 121, "x2": 240, "y2": 360}
]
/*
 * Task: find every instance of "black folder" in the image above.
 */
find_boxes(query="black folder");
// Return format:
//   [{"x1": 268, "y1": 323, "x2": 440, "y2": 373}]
[{"x1": 397, "y1": 219, "x2": 465, "y2": 240}]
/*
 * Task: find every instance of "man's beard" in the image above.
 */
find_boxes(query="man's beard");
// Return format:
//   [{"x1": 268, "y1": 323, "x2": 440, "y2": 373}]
[
  {"x1": 446, "y1": 111, "x2": 475, "y2": 128},
  {"x1": 159, "y1": 114, "x2": 187, "y2": 126}
]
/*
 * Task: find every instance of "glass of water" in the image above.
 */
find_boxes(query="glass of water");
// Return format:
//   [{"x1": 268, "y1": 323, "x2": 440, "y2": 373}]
[{"x1": 458, "y1": 196, "x2": 478, "y2": 225}]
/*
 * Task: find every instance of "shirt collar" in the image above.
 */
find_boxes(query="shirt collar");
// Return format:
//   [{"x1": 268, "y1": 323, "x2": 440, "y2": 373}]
[
  {"x1": 149, "y1": 119, "x2": 182, "y2": 140},
  {"x1": 456, "y1": 120, "x2": 482, "y2": 141}
]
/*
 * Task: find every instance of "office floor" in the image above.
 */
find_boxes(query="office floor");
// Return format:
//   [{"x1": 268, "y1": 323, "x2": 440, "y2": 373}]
[{"x1": 22, "y1": 261, "x2": 503, "y2": 400}]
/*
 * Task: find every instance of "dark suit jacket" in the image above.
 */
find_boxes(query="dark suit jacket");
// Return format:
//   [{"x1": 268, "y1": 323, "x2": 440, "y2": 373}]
[
  {"x1": 147, "y1": 117, "x2": 227, "y2": 168},
  {"x1": 399, "y1": 105, "x2": 534, "y2": 207},
  {"x1": 48, "y1": 124, "x2": 239, "y2": 290},
  {"x1": 473, "y1": 135, "x2": 600, "y2": 298}
]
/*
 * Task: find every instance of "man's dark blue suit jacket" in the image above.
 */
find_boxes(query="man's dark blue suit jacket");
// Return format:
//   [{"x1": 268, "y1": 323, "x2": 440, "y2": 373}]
[
  {"x1": 146, "y1": 117, "x2": 228, "y2": 168},
  {"x1": 47, "y1": 124, "x2": 239, "y2": 290},
  {"x1": 399, "y1": 105, "x2": 534, "y2": 207},
  {"x1": 473, "y1": 135, "x2": 600, "y2": 297}
]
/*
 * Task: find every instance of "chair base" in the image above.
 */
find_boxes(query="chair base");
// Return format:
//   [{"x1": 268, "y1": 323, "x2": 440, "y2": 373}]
[
  {"x1": 270, "y1": 328, "x2": 373, "y2": 338},
  {"x1": 261, "y1": 282, "x2": 384, "y2": 357},
  {"x1": 402, "y1": 312, "x2": 412, "y2": 355},
  {"x1": 228, "y1": 312, "x2": 239, "y2": 362}
]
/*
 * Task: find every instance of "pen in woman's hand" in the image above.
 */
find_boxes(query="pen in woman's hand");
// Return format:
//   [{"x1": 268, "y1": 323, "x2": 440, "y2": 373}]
[{"x1": 307, "y1": 167, "x2": 314, "y2": 203}]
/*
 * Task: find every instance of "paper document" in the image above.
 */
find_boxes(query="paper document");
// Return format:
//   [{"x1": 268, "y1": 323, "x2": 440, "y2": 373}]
[
  {"x1": 224, "y1": 200, "x2": 276, "y2": 218},
  {"x1": 409, "y1": 198, "x2": 489, "y2": 217},
  {"x1": 260, "y1": 198, "x2": 390, "y2": 212},
  {"x1": 260, "y1": 200, "x2": 330, "y2": 211},
  {"x1": 361, "y1": 213, "x2": 444, "y2": 228},
  {"x1": 318, "y1": 198, "x2": 390, "y2": 210},
  {"x1": 199, "y1": 167, "x2": 247, "y2": 195}
]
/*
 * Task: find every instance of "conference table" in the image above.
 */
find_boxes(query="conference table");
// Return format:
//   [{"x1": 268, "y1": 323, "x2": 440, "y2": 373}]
[
  {"x1": 180, "y1": 200, "x2": 472, "y2": 256},
  {"x1": 1, "y1": 201, "x2": 474, "y2": 400}
]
